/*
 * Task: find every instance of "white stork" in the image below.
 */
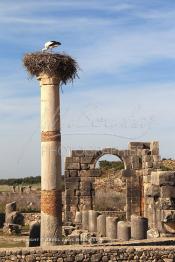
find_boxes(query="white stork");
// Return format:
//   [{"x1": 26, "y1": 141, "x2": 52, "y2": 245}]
[{"x1": 42, "y1": 41, "x2": 61, "y2": 52}]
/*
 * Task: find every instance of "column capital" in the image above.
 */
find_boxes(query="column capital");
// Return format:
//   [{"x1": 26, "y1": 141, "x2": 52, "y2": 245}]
[{"x1": 37, "y1": 73, "x2": 60, "y2": 86}]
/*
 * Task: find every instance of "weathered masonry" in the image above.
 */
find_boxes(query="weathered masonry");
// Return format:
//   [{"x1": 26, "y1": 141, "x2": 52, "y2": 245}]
[
  {"x1": 64, "y1": 141, "x2": 160, "y2": 223},
  {"x1": 0, "y1": 246, "x2": 174, "y2": 261}
]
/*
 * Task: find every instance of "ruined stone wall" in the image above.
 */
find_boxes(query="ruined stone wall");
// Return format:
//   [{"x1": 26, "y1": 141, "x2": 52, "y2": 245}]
[
  {"x1": 144, "y1": 170, "x2": 175, "y2": 236},
  {"x1": 0, "y1": 246, "x2": 174, "y2": 261},
  {"x1": 64, "y1": 141, "x2": 160, "y2": 223}
]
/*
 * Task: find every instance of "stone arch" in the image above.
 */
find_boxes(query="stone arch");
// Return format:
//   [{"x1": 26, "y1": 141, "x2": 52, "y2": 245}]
[
  {"x1": 90, "y1": 148, "x2": 130, "y2": 170},
  {"x1": 64, "y1": 141, "x2": 160, "y2": 224},
  {"x1": 64, "y1": 148, "x2": 133, "y2": 222}
]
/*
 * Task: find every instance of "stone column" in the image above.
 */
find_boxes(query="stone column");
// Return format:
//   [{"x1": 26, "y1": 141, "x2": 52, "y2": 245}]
[
  {"x1": 106, "y1": 217, "x2": 118, "y2": 239},
  {"x1": 97, "y1": 214, "x2": 106, "y2": 237},
  {"x1": 117, "y1": 221, "x2": 131, "y2": 241},
  {"x1": 131, "y1": 215, "x2": 148, "y2": 240},
  {"x1": 88, "y1": 210, "x2": 97, "y2": 233},
  {"x1": 82, "y1": 210, "x2": 89, "y2": 230},
  {"x1": 37, "y1": 74, "x2": 62, "y2": 246}
]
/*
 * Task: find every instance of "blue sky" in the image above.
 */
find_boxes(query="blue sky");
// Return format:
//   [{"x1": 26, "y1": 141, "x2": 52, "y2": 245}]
[{"x1": 0, "y1": 0, "x2": 175, "y2": 178}]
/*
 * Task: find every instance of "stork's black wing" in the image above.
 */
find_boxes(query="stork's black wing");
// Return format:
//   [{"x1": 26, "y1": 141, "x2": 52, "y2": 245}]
[{"x1": 50, "y1": 41, "x2": 61, "y2": 46}]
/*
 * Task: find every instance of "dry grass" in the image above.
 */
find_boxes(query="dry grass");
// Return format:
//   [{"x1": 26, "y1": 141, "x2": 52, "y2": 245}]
[
  {"x1": 94, "y1": 190, "x2": 126, "y2": 211},
  {"x1": 23, "y1": 52, "x2": 79, "y2": 85}
]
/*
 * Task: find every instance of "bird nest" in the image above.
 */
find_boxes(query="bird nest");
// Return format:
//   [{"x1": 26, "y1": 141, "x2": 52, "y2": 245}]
[{"x1": 23, "y1": 52, "x2": 79, "y2": 85}]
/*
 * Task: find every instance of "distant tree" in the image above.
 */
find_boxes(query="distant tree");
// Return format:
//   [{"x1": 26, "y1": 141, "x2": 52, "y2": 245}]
[
  {"x1": 99, "y1": 160, "x2": 124, "y2": 171},
  {"x1": 0, "y1": 176, "x2": 41, "y2": 185}
]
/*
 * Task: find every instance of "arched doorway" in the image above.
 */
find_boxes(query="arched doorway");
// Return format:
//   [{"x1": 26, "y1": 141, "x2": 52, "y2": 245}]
[
  {"x1": 64, "y1": 147, "x2": 142, "y2": 222},
  {"x1": 94, "y1": 154, "x2": 126, "y2": 219}
]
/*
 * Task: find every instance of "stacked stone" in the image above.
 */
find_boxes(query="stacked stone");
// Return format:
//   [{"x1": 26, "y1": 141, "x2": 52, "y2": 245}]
[
  {"x1": 64, "y1": 150, "x2": 102, "y2": 221},
  {"x1": 64, "y1": 141, "x2": 161, "y2": 224},
  {"x1": 64, "y1": 147, "x2": 133, "y2": 223},
  {"x1": 128, "y1": 141, "x2": 161, "y2": 170},
  {"x1": 144, "y1": 170, "x2": 175, "y2": 236},
  {"x1": 0, "y1": 246, "x2": 175, "y2": 261},
  {"x1": 3, "y1": 202, "x2": 24, "y2": 235}
]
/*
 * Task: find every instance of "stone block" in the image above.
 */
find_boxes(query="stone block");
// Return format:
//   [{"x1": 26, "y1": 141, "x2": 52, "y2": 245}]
[
  {"x1": 142, "y1": 155, "x2": 152, "y2": 162},
  {"x1": 128, "y1": 142, "x2": 150, "y2": 150},
  {"x1": 74, "y1": 190, "x2": 80, "y2": 196},
  {"x1": 151, "y1": 171, "x2": 175, "y2": 186},
  {"x1": 161, "y1": 186, "x2": 175, "y2": 198},
  {"x1": 72, "y1": 150, "x2": 85, "y2": 157},
  {"x1": 141, "y1": 149, "x2": 151, "y2": 156},
  {"x1": 69, "y1": 170, "x2": 79, "y2": 177},
  {"x1": 150, "y1": 141, "x2": 159, "y2": 155},
  {"x1": 5, "y1": 202, "x2": 16, "y2": 217},
  {"x1": 65, "y1": 182, "x2": 79, "y2": 190},
  {"x1": 79, "y1": 169, "x2": 101, "y2": 177},
  {"x1": 65, "y1": 157, "x2": 80, "y2": 163},
  {"x1": 80, "y1": 156, "x2": 94, "y2": 164},
  {"x1": 74, "y1": 211, "x2": 82, "y2": 224},
  {"x1": 121, "y1": 169, "x2": 133, "y2": 177},
  {"x1": 153, "y1": 161, "x2": 161, "y2": 169},
  {"x1": 64, "y1": 170, "x2": 70, "y2": 178},
  {"x1": 80, "y1": 164, "x2": 90, "y2": 170},
  {"x1": 123, "y1": 150, "x2": 130, "y2": 157},
  {"x1": 143, "y1": 175, "x2": 151, "y2": 183},
  {"x1": 145, "y1": 161, "x2": 153, "y2": 168},
  {"x1": 79, "y1": 170, "x2": 90, "y2": 177},
  {"x1": 80, "y1": 189, "x2": 92, "y2": 196},
  {"x1": 70, "y1": 197, "x2": 79, "y2": 206},
  {"x1": 147, "y1": 228, "x2": 159, "y2": 239},
  {"x1": 102, "y1": 148, "x2": 118, "y2": 155},
  {"x1": 81, "y1": 176, "x2": 95, "y2": 183},
  {"x1": 136, "y1": 149, "x2": 143, "y2": 157},
  {"x1": 65, "y1": 162, "x2": 80, "y2": 170},
  {"x1": 66, "y1": 177, "x2": 80, "y2": 183},
  {"x1": 131, "y1": 156, "x2": 140, "y2": 169},
  {"x1": 84, "y1": 150, "x2": 99, "y2": 157},
  {"x1": 80, "y1": 181, "x2": 92, "y2": 191},
  {"x1": 143, "y1": 169, "x2": 152, "y2": 176},
  {"x1": 152, "y1": 155, "x2": 161, "y2": 162},
  {"x1": 144, "y1": 184, "x2": 160, "y2": 197},
  {"x1": 80, "y1": 196, "x2": 92, "y2": 208}
]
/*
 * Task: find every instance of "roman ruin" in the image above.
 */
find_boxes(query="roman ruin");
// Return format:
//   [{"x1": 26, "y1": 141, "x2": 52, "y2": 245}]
[{"x1": 64, "y1": 141, "x2": 175, "y2": 239}]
